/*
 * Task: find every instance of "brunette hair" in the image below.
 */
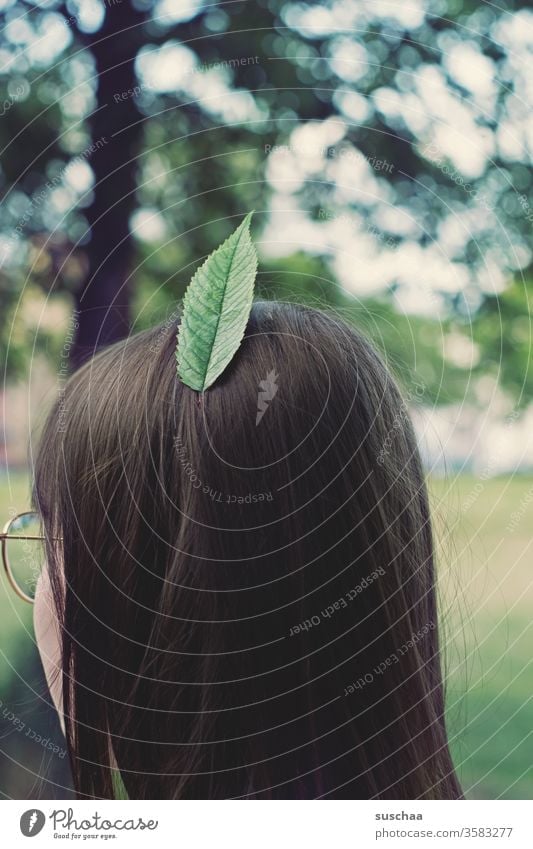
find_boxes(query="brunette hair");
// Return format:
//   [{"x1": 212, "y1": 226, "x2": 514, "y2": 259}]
[{"x1": 34, "y1": 301, "x2": 461, "y2": 799}]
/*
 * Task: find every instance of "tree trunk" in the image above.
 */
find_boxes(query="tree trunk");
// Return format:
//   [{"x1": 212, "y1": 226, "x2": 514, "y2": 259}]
[{"x1": 71, "y1": 1, "x2": 145, "y2": 369}]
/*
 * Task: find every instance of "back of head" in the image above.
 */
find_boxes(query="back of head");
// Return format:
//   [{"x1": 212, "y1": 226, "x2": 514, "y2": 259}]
[{"x1": 34, "y1": 301, "x2": 461, "y2": 799}]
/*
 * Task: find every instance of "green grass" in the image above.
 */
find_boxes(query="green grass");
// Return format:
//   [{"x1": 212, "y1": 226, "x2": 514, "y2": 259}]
[
  {"x1": 0, "y1": 472, "x2": 34, "y2": 691},
  {"x1": 430, "y1": 475, "x2": 533, "y2": 799},
  {"x1": 1, "y1": 471, "x2": 532, "y2": 798}
]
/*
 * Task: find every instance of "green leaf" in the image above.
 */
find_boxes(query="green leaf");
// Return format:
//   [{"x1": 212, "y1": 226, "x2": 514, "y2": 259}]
[
  {"x1": 111, "y1": 768, "x2": 129, "y2": 800},
  {"x1": 176, "y1": 212, "x2": 257, "y2": 391}
]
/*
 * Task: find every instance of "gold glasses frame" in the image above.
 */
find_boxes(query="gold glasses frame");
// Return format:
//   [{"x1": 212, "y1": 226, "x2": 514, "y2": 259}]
[{"x1": 0, "y1": 511, "x2": 57, "y2": 604}]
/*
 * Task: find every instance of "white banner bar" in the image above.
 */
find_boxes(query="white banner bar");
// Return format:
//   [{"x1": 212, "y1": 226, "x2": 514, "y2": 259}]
[{"x1": 2, "y1": 799, "x2": 532, "y2": 848}]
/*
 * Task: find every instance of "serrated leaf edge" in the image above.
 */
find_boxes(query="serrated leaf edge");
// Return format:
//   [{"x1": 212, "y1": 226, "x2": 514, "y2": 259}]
[{"x1": 175, "y1": 212, "x2": 257, "y2": 391}]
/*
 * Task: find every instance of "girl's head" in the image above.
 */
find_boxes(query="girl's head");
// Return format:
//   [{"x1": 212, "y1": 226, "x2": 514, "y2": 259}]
[{"x1": 33, "y1": 301, "x2": 460, "y2": 799}]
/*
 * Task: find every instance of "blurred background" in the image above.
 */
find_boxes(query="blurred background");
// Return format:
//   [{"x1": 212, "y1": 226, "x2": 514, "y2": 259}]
[{"x1": 0, "y1": 0, "x2": 532, "y2": 799}]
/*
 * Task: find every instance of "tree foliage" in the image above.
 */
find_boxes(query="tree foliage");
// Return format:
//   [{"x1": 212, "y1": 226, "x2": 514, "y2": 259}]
[{"x1": 0, "y1": 0, "x2": 531, "y2": 406}]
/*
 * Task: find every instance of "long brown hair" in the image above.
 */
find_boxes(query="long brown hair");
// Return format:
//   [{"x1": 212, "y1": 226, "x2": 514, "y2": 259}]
[{"x1": 34, "y1": 301, "x2": 461, "y2": 799}]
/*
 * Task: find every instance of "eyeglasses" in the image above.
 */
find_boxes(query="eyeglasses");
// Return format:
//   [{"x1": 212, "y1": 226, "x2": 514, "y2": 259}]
[{"x1": 1, "y1": 511, "x2": 49, "y2": 604}]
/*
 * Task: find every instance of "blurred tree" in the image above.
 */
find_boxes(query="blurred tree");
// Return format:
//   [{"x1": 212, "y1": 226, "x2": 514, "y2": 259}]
[
  {"x1": 72, "y1": 1, "x2": 146, "y2": 365},
  {"x1": 0, "y1": 0, "x2": 531, "y2": 405},
  {"x1": 473, "y1": 276, "x2": 533, "y2": 409}
]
